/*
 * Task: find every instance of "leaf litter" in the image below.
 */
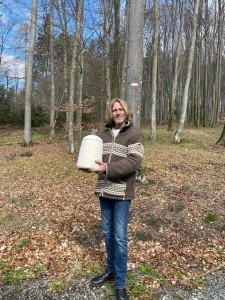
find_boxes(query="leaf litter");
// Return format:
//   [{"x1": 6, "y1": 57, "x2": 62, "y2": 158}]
[{"x1": 0, "y1": 126, "x2": 225, "y2": 298}]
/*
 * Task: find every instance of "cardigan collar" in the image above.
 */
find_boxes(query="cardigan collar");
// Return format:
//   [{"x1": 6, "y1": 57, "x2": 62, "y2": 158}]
[{"x1": 105, "y1": 120, "x2": 133, "y2": 131}]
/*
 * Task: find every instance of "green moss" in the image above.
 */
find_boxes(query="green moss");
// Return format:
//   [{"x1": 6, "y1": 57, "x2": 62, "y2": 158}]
[{"x1": 205, "y1": 214, "x2": 217, "y2": 223}]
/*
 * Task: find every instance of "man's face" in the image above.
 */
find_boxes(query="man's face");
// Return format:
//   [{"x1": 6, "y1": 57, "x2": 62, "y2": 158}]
[{"x1": 112, "y1": 101, "x2": 126, "y2": 129}]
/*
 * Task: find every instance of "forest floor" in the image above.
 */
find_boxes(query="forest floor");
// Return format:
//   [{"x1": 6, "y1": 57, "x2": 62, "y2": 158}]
[{"x1": 0, "y1": 124, "x2": 225, "y2": 299}]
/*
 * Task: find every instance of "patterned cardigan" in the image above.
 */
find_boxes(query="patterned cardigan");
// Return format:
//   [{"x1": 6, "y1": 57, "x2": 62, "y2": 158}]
[{"x1": 94, "y1": 121, "x2": 144, "y2": 200}]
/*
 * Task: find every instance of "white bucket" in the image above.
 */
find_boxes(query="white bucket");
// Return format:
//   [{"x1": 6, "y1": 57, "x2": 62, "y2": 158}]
[{"x1": 76, "y1": 135, "x2": 103, "y2": 169}]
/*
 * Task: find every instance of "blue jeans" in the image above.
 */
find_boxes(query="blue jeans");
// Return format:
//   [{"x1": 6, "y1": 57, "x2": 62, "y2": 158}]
[{"x1": 99, "y1": 197, "x2": 131, "y2": 289}]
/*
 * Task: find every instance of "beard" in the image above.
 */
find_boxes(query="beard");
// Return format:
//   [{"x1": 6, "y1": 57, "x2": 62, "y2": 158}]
[{"x1": 113, "y1": 115, "x2": 126, "y2": 128}]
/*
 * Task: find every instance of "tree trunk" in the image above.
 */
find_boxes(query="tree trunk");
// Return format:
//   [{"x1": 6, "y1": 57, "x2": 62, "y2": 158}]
[
  {"x1": 126, "y1": 0, "x2": 145, "y2": 127},
  {"x1": 150, "y1": 0, "x2": 159, "y2": 141},
  {"x1": 210, "y1": 0, "x2": 223, "y2": 127},
  {"x1": 168, "y1": 0, "x2": 186, "y2": 131},
  {"x1": 103, "y1": 0, "x2": 113, "y2": 105},
  {"x1": 112, "y1": 0, "x2": 120, "y2": 98},
  {"x1": 68, "y1": 0, "x2": 84, "y2": 154},
  {"x1": 203, "y1": 0, "x2": 208, "y2": 127},
  {"x1": 55, "y1": 0, "x2": 69, "y2": 124},
  {"x1": 120, "y1": 1, "x2": 128, "y2": 100},
  {"x1": 24, "y1": 0, "x2": 38, "y2": 146},
  {"x1": 174, "y1": 0, "x2": 200, "y2": 143},
  {"x1": 216, "y1": 123, "x2": 225, "y2": 146},
  {"x1": 75, "y1": 0, "x2": 84, "y2": 145},
  {"x1": 49, "y1": 0, "x2": 56, "y2": 140}
]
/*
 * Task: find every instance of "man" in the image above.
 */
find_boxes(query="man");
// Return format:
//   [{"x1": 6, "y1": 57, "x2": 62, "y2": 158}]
[{"x1": 89, "y1": 98, "x2": 144, "y2": 300}]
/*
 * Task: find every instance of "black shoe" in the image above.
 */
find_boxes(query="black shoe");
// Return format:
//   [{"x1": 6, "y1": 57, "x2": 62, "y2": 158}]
[
  {"x1": 116, "y1": 288, "x2": 129, "y2": 300},
  {"x1": 91, "y1": 272, "x2": 115, "y2": 287}
]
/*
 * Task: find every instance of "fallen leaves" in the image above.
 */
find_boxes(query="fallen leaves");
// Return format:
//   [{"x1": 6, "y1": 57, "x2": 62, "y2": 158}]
[{"x1": 0, "y1": 126, "x2": 225, "y2": 292}]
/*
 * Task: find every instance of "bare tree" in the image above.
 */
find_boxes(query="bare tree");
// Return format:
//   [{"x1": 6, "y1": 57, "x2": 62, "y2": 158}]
[
  {"x1": 150, "y1": 0, "x2": 159, "y2": 141},
  {"x1": 24, "y1": 0, "x2": 38, "y2": 145},
  {"x1": 202, "y1": 0, "x2": 209, "y2": 127},
  {"x1": 174, "y1": 0, "x2": 200, "y2": 143},
  {"x1": 49, "y1": 0, "x2": 56, "y2": 140},
  {"x1": 75, "y1": 0, "x2": 84, "y2": 144},
  {"x1": 126, "y1": 0, "x2": 145, "y2": 127},
  {"x1": 68, "y1": 0, "x2": 84, "y2": 153},
  {"x1": 112, "y1": 0, "x2": 120, "y2": 98},
  {"x1": 168, "y1": 0, "x2": 186, "y2": 131},
  {"x1": 120, "y1": 1, "x2": 128, "y2": 100},
  {"x1": 210, "y1": 0, "x2": 224, "y2": 127},
  {"x1": 55, "y1": 0, "x2": 69, "y2": 109},
  {"x1": 103, "y1": 0, "x2": 113, "y2": 105},
  {"x1": 216, "y1": 123, "x2": 225, "y2": 146}
]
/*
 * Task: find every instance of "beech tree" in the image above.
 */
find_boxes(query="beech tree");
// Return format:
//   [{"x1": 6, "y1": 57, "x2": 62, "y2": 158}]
[
  {"x1": 150, "y1": 0, "x2": 159, "y2": 141},
  {"x1": 216, "y1": 124, "x2": 225, "y2": 146},
  {"x1": 24, "y1": 0, "x2": 38, "y2": 145},
  {"x1": 168, "y1": 0, "x2": 186, "y2": 131},
  {"x1": 112, "y1": 0, "x2": 121, "y2": 98},
  {"x1": 75, "y1": 0, "x2": 84, "y2": 143},
  {"x1": 120, "y1": 1, "x2": 128, "y2": 100},
  {"x1": 103, "y1": 0, "x2": 113, "y2": 105},
  {"x1": 210, "y1": 0, "x2": 224, "y2": 127},
  {"x1": 174, "y1": 0, "x2": 200, "y2": 143},
  {"x1": 49, "y1": 0, "x2": 55, "y2": 140},
  {"x1": 126, "y1": 0, "x2": 145, "y2": 127},
  {"x1": 68, "y1": 0, "x2": 84, "y2": 153}
]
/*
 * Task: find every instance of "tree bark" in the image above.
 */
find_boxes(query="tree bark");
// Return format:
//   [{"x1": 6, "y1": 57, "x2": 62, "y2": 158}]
[
  {"x1": 75, "y1": 0, "x2": 84, "y2": 145},
  {"x1": 24, "y1": 0, "x2": 38, "y2": 146},
  {"x1": 168, "y1": 0, "x2": 186, "y2": 131},
  {"x1": 210, "y1": 0, "x2": 223, "y2": 127},
  {"x1": 68, "y1": 0, "x2": 84, "y2": 154},
  {"x1": 112, "y1": 0, "x2": 120, "y2": 98},
  {"x1": 150, "y1": 0, "x2": 159, "y2": 141},
  {"x1": 216, "y1": 123, "x2": 225, "y2": 146},
  {"x1": 203, "y1": 0, "x2": 209, "y2": 127},
  {"x1": 55, "y1": 0, "x2": 69, "y2": 122},
  {"x1": 120, "y1": 1, "x2": 128, "y2": 100},
  {"x1": 103, "y1": 0, "x2": 113, "y2": 105},
  {"x1": 174, "y1": 0, "x2": 200, "y2": 143},
  {"x1": 126, "y1": 0, "x2": 145, "y2": 127},
  {"x1": 49, "y1": 0, "x2": 56, "y2": 140}
]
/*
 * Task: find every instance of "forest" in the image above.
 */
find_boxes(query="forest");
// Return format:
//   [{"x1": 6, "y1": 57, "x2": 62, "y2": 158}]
[
  {"x1": 0, "y1": 0, "x2": 224, "y2": 147},
  {"x1": 0, "y1": 1, "x2": 225, "y2": 298}
]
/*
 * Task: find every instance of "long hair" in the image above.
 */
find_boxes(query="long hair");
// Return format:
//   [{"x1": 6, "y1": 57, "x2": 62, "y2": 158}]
[{"x1": 105, "y1": 98, "x2": 133, "y2": 125}]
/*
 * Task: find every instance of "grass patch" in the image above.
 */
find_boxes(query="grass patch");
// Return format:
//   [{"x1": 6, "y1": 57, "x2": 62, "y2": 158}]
[
  {"x1": 32, "y1": 263, "x2": 45, "y2": 278},
  {"x1": 0, "y1": 260, "x2": 45, "y2": 285},
  {"x1": 129, "y1": 282, "x2": 149, "y2": 298},
  {"x1": 0, "y1": 210, "x2": 17, "y2": 225},
  {"x1": 126, "y1": 266, "x2": 167, "y2": 299},
  {"x1": 50, "y1": 279, "x2": 68, "y2": 293},
  {"x1": 139, "y1": 265, "x2": 161, "y2": 277},
  {"x1": 0, "y1": 261, "x2": 33, "y2": 285},
  {"x1": 142, "y1": 123, "x2": 224, "y2": 147},
  {"x1": 104, "y1": 286, "x2": 116, "y2": 297},
  {"x1": 84, "y1": 262, "x2": 102, "y2": 278},
  {"x1": 186, "y1": 275, "x2": 206, "y2": 290},
  {"x1": 74, "y1": 262, "x2": 102, "y2": 279},
  {"x1": 15, "y1": 238, "x2": 31, "y2": 252},
  {"x1": 0, "y1": 269, "x2": 33, "y2": 284},
  {"x1": 205, "y1": 214, "x2": 217, "y2": 223}
]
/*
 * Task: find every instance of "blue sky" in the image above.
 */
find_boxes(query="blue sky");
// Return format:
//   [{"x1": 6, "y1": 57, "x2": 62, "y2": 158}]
[
  {"x1": 0, "y1": 0, "x2": 127, "y2": 88},
  {"x1": 0, "y1": 0, "x2": 32, "y2": 84}
]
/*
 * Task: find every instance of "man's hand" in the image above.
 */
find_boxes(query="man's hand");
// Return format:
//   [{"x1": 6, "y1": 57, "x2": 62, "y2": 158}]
[
  {"x1": 79, "y1": 161, "x2": 106, "y2": 174},
  {"x1": 89, "y1": 160, "x2": 107, "y2": 174}
]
